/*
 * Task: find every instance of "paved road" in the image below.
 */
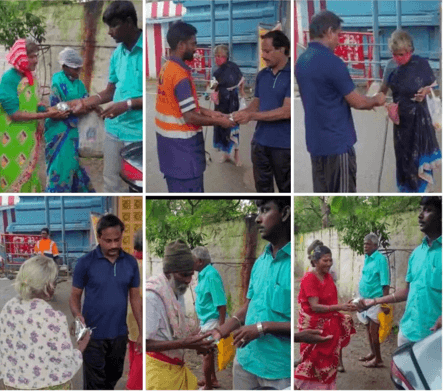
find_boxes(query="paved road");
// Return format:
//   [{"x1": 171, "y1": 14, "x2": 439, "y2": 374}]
[
  {"x1": 294, "y1": 95, "x2": 442, "y2": 193},
  {"x1": 145, "y1": 81, "x2": 256, "y2": 193},
  {"x1": 0, "y1": 277, "x2": 129, "y2": 390}
]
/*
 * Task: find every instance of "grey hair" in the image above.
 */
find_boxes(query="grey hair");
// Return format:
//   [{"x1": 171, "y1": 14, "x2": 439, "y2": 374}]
[
  {"x1": 25, "y1": 38, "x2": 39, "y2": 55},
  {"x1": 14, "y1": 255, "x2": 57, "y2": 301},
  {"x1": 214, "y1": 44, "x2": 229, "y2": 58},
  {"x1": 364, "y1": 233, "x2": 379, "y2": 246},
  {"x1": 191, "y1": 246, "x2": 211, "y2": 264},
  {"x1": 388, "y1": 29, "x2": 414, "y2": 53}
]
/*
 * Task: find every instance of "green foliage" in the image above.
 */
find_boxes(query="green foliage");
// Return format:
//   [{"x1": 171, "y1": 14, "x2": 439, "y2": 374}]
[
  {"x1": 294, "y1": 196, "x2": 421, "y2": 255},
  {"x1": 146, "y1": 199, "x2": 255, "y2": 257},
  {"x1": 0, "y1": 1, "x2": 46, "y2": 49}
]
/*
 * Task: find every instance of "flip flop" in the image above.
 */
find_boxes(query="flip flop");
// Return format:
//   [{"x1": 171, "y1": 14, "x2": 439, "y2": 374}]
[{"x1": 337, "y1": 365, "x2": 345, "y2": 372}]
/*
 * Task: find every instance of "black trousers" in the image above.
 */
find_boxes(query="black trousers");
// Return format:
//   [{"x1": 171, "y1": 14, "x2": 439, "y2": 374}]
[
  {"x1": 251, "y1": 141, "x2": 291, "y2": 193},
  {"x1": 311, "y1": 146, "x2": 357, "y2": 193},
  {"x1": 82, "y1": 336, "x2": 128, "y2": 390}
]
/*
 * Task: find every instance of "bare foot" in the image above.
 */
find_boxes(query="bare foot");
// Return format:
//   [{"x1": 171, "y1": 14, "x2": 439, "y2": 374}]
[
  {"x1": 358, "y1": 353, "x2": 375, "y2": 362},
  {"x1": 235, "y1": 159, "x2": 242, "y2": 167},
  {"x1": 362, "y1": 358, "x2": 384, "y2": 368},
  {"x1": 219, "y1": 154, "x2": 231, "y2": 164}
]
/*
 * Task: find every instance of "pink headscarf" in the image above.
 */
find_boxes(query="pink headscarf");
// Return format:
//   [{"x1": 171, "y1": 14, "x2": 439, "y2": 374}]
[{"x1": 6, "y1": 39, "x2": 34, "y2": 86}]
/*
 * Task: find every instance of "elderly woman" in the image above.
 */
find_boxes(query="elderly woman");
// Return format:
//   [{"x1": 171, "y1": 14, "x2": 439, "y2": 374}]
[
  {"x1": 379, "y1": 29, "x2": 441, "y2": 193},
  {"x1": 0, "y1": 39, "x2": 68, "y2": 192},
  {"x1": 44, "y1": 47, "x2": 95, "y2": 193},
  {"x1": 0, "y1": 256, "x2": 89, "y2": 389},
  {"x1": 295, "y1": 246, "x2": 356, "y2": 390},
  {"x1": 212, "y1": 44, "x2": 245, "y2": 166}
]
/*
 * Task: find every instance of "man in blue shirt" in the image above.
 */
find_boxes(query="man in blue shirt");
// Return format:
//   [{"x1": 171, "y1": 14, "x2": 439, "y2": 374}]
[
  {"x1": 234, "y1": 31, "x2": 291, "y2": 193},
  {"x1": 357, "y1": 233, "x2": 390, "y2": 368},
  {"x1": 296, "y1": 11, "x2": 386, "y2": 192},
  {"x1": 76, "y1": 1, "x2": 143, "y2": 193},
  {"x1": 358, "y1": 197, "x2": 442, "y2": 346},
  {"x1": 69, "y1": 214, "x2": 142, "y2": 390},
  {"x1": 192, "y1": 246, "x2": 227, "y2": 390},
  {"x1": 210, "y1": 198, "x2": 291, "y2": 389}
]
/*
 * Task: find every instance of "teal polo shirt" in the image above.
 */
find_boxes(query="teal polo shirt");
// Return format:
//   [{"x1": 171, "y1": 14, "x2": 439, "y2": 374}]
[
  {"x1": 104, "y1": 32, "x2": 143, "y2": 142},
  {"x1": 236, "y1": 242, "x2": 291, "y2": 380},
  {"x1": 195, "y1": 264, "x2": 227, "y2": 325},
  {"x1": 400, "y1": 236, "x2": 442, "y2": 342},
  {"x1": 359, "y1": 250, "x2": 390, "y2": 298}
]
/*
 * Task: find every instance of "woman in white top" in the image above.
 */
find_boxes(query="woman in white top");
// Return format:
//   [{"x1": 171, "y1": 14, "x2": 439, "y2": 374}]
[{"x1": 0, "y1": 255, "x2": 90, "y2": 389}]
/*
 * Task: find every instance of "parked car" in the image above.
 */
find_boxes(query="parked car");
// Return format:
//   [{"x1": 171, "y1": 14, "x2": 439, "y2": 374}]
[
  {"x1": 120, "y1": 142, "x2": 142, "y2": 192},
  {"x1": 391, "y1": 329, "x2": 442, "y2": 390}
]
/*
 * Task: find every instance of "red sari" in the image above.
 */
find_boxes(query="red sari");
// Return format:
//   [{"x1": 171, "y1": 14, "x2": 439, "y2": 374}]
[{"x1": 295, "y1": 272, "x2": 355, "y2": 387}]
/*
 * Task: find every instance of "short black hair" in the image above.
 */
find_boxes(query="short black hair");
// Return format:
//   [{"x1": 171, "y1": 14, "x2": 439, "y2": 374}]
[
  {"x1": 41, "y1": 227, "x2": 49, "y2": 234},
  {"x1": 420, "y1": 196, "x2": 442, "y2": 217},
  {"x1": 310, "y1": 10, "x2": 343, "y2": 39},
  {"x1": 97, "y1": 214, "x2": 125, "y2": 237},
  {"x1": 103, "y1": 1, "x2": 137, "y2": 27},
  {"x1": 167, "y1": 21, "x2": 197, "y2": 50},
  {"x1": 255, "y1": 198, "x2": 290, "y2": 212},
  {"x1": 260, "y1": 30, "x2": 290, "y2": 56}
]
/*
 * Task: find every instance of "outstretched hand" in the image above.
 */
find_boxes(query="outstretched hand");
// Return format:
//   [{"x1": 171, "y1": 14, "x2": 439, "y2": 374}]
[
  {"x1": 232, "y1": 324, "x2": 260, "y2": 348},
  {"x1": 232, "y1": 110, "x2": 252, "y2": 125},
  {"x1": 294, "y1": 329, "x2": 333, "y2": 344},
  {"x1": 101, "y1": 101, "x2": 128, "y2": 119}
]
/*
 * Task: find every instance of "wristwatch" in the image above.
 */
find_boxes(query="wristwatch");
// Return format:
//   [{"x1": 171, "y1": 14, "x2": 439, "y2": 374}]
[
  {"x1": 256, "y1": 321, "x2": 264, "y2": 336},
  {"x1": 126, "y1": 99, "x2": 133, "y2": 110}
]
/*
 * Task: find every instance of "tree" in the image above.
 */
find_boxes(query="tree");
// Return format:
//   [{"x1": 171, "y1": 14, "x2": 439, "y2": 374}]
[
  {"x1": 0, "y1": 1, "x2": 46, "y2": 49},
  {"x1": 294, "y1": 196, "x2": 421, "y2": 255},
  {"x1": 146, "y1": 199, "x2": 256, "y2": 257}
]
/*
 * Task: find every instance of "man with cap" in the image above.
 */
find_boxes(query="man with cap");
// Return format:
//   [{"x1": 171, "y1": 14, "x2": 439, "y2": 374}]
[
  {"x1": 145, "y1": 240, "x2": 214, "y2": 390},
  {"x1": 69, "y1": 214, "x2": 142, "y2": 390}
]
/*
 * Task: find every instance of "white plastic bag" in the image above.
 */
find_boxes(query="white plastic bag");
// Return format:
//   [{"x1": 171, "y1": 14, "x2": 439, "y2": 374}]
[
  {"x1": 77, "y1": 111, "x2": 105, "y2": 158},
  {"x1": 239, "y1": 97, "x2": 247, "y2": 110},
  {"x1": 427, "y1": 89, "x2": 442, "y2": 132}
]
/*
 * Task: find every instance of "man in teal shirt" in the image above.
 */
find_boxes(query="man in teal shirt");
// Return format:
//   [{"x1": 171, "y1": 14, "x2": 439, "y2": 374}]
[
  {"x1": 192, "y1": 246, "x2": 226, "y2": 390},
  {"x1": 76, "y1": 1, "x2": 143, "y2": 192},
  {"x1": 357, "y1": 233, "x2": 390, "y2": 368},
  {"x1": 210, "y1": 198, "x2": 291, "y2": 389},
  {"x1": 358, "y1": 197, "x2": 442, "y2": 346}
]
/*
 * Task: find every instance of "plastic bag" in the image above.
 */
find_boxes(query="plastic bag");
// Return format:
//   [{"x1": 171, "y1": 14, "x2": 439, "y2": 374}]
[
  {"x1": 239, "y1": 97, "x2": 247, "y2": 110},
  {"x1": 217, "y1": 333, "x2": 236, "y2": 371},
  {"x1": 77, "y1": 111, "x2": 105, "y2": 158},
  {"x1": 386, "y1": 103, "x2": 400, "y2": 125},
  {"x1": 427, "y1": 89, "x2": 442, "y2": 132},
  {"x1": 378, "y1": 304, "x2": 394, "y2": 343}
]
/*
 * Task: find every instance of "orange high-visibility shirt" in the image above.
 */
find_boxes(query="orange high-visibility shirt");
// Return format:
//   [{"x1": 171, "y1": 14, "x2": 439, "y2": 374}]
[{"x1": 34, "y1": 239, "x2": 59, "y2": 258}]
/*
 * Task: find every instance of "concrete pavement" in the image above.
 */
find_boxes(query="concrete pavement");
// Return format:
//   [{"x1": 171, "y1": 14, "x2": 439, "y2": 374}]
[{"x1": 294, "y1": 95, "x2": 442, "y2": 193}]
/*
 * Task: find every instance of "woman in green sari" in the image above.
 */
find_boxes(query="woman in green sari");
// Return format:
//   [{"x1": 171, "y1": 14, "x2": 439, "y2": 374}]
[
  {"x1": 44, "y1": 47, "x2": 95, "y2": 192},
  {"x1": 0, "y1": 39, "x2": 68, "y2": 192}
]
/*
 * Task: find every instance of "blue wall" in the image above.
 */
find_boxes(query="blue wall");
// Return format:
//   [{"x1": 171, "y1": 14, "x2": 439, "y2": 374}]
[
  {"x1": 7, "y1": 197, "x2": 111, "y2": 268},
  {"x1": 177, "y1": 0, "x2": 287, "y2": 77}
]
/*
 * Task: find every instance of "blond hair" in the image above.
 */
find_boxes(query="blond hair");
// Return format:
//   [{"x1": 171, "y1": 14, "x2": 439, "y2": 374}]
[
  {"x1": 214, "y1": 44, "x2": 229, "y2": 58},
  {"x1": 388, "y1": 29, "x2": 414, "y2": 53},
  {"x1": 15, "y1": 255, "x2": 57, "y2": 301}
]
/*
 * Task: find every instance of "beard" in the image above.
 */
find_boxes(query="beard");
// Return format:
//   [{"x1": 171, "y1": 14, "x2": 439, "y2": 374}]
[
  {"x1": 183, "y1": 50, "x2": 194, "y2": 61},
  {"x1": 170, "y1": 275, "x2": 189, "y2": 296}
]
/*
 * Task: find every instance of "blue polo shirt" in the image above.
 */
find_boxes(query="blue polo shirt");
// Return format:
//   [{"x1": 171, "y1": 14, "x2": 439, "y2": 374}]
[
  {"x1": 359, "y1": 250, "x2": 390, "y2": 298},
  {"x1": 236, "y1": 242, "x2": 291, "y2": 380},
  {"x1": 104, "y1": 32, "x2": 143, "y2": 142},
  {"x1": 195, "y1": 264, "x2": 227, "y2": 325},
  {"x1": 400, "y1": 236, "x2": 442, "y2": 342},
  {"x1": 252, "y1": 61, "x2": 291, "y2": 149},
  {"x1": 296, "y1": 42, "x2": 356, "y2": 156},
  {"x1": 72, "y1": 246, "x2": 140, "y2": 339}
]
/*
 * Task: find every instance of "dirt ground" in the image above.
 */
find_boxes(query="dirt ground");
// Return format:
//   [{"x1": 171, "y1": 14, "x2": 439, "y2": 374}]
[
  {"x1": 294, "y1": 278, "x2": 397, "y2": 390},
  {"x1": 186, "y1": 349, "x2": 234, "y2": 390}
]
